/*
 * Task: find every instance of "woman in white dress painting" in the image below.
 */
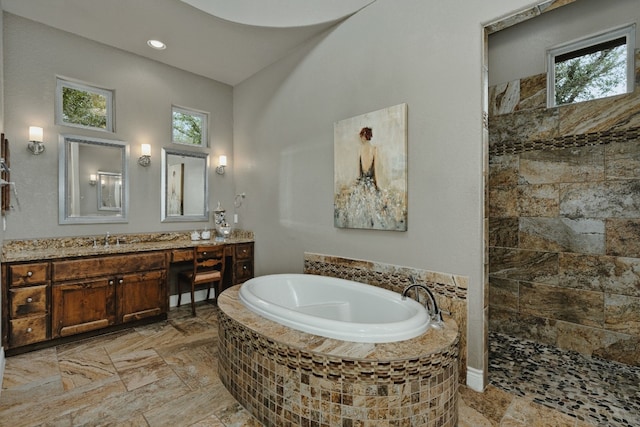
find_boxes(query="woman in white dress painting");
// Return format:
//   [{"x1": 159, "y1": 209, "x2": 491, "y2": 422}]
[{"x1": 334, "y1": 126, "x2": 405, "y2": 230}]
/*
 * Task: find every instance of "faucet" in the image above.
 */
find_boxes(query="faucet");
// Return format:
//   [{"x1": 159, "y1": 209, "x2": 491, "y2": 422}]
[
  {"x1": 104, "y1": 232, "x2": 110, "y2": 247},
  {"x1": 402, "y1": 277, "x2": 446, "y2": 326}
]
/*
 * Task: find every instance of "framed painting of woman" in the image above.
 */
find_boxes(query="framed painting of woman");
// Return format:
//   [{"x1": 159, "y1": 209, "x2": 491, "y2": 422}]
[{"x1": 334, "y1": 103, "x2": 408, "y2": 231}]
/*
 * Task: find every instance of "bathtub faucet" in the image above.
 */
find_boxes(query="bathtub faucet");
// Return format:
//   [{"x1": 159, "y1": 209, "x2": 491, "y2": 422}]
[{"x1": 402, "y1": 278, "x2": 445, "y2": 327}]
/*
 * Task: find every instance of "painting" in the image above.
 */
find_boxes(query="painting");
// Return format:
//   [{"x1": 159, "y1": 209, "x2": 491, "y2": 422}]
[
  {"x1": 334, "y1": 103, "x2": 408, "y2": 231},
  {"x1": 167, "y1": 163, "x2": 184, "y2": 216}
]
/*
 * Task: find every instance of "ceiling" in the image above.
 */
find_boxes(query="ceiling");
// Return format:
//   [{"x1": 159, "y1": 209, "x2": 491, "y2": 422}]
[{"x1": 2, "y1": 0, "x2": 375, "y2": 86}]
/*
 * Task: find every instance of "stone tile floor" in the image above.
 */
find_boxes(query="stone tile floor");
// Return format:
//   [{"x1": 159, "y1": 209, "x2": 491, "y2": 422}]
[
  {"x1": 0, "y1": 303, "x2": 616, "y2": 426},
  {"x1": 488, "y1": 332, "x2": 640, "y2": 427}
]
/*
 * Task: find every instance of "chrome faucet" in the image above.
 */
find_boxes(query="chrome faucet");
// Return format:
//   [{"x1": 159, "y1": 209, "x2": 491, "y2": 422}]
[{"x1": 402, "y1": 277, "x2": 446, "y2": 327}]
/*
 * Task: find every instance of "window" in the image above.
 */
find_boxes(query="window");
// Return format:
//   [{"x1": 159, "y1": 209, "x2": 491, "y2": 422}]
[
  {"x1": 547, "y1": 24, "x2": 635, "y2": 107},
  {"x1": 172, "y1": 106, "x2": 209, "y2": 147},
  {"x1": 56, "y1": 78, "x2": 114, "y2": 132}
]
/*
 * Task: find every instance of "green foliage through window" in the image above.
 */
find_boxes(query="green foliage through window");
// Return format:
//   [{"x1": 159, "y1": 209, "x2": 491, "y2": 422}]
[
  {"x1": 549, "y1": 25, "x2": 634, "y2": 107},
  {"x1": 56, "y1": 78, "x2": 113, "y2": 132},
  {"x1": 172, "y1": 107, "x2": 207, "y2": 146},
  {"x1": 554, "y1": 43, "x2": 626, "y2": 105},
  {"x1": 62, "y1": 87, "x2": 108, "y2": 129}
]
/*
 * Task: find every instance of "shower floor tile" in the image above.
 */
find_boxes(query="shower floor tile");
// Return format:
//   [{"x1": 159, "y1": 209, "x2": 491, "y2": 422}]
[{"x1": 489, "y1": 332, "x2": 640, "y2": 427}]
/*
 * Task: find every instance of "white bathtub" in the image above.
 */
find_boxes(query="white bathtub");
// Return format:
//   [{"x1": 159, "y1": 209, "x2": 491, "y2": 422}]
[{"x1": 238, "y1": 273, "x2": 430, "y2": 342}]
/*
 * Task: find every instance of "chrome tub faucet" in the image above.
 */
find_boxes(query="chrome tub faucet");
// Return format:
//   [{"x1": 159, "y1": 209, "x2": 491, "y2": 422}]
[{"x1": 402, "y1": 276, "x2": 449, "y2": 327}]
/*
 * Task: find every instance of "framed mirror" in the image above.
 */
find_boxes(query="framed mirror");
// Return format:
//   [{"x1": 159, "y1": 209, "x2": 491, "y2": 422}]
[
  {"x1": 58, "y1": 134, "x2": 129, "y2": 224},
  {"x1": 161, "y1": 148, "x2": 209, "y2": 222},
  {"x1": 97, "y1": 171, "x2": 122, "y2": 211}
]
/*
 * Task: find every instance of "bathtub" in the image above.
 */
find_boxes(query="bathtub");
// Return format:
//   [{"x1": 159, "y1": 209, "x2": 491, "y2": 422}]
[{"x1": 238, "y1": 273, "x2": 430, "y2": 342}]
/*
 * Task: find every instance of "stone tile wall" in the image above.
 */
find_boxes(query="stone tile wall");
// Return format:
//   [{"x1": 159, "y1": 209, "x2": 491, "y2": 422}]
[
  {"x1": 488, "y1": 50, "x2": 640, "y2": 366},
  {"x1": 303, "y1": 253, "x2": 469, "y2": 383}
]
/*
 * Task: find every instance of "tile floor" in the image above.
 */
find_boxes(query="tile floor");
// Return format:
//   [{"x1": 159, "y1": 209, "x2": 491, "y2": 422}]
[
  {"x1": 0, "y1": 303, "x2": 621, "y2": 426},
  {"x1": 488, "y1": 332, "x2": 640, "y2": 427}
]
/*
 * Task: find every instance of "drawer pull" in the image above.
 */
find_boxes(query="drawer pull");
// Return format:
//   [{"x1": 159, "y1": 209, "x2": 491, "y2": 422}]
[
  {"x1": 27, "y1": 271, "x2": 33, "y2": 277},
  {"x1": 26, "y1": 297, "x2": 33, "y2": 303},
  {"x1": 26, "y1": 327, "x2": 33, "y2": 333}
]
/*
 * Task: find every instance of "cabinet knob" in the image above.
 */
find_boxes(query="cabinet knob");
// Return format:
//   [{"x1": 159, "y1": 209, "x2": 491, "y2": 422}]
[
  {"x1": 118, "y1": 279, "x2": 123, "y2": 284},
  {"x1": 26, "y1": 297, "x2": 33, "y2": 303},
  {"x1": 243, "y1": 265, "x2": 248, "y2": 270},
  {"x1": 109, "y1": 280, "x2": 114, "y2": 285},
  {"x1": 26, "y1": 327, "x2": 33, "y2": 333},
  {"x1": 27, "y1": 271, "x2": 33, "y2": 277}
]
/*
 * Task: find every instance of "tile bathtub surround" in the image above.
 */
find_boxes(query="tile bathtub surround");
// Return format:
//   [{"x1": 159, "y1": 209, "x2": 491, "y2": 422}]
[
  {"x1": 217, "y1": 286, "x2": 460, "y2": 427},
  {"x1": 303, "y1": 252, "x2": 469, "y2": 384},
  {"x1": 488, "y1": 52, "x2": 640, "y2": 366}
]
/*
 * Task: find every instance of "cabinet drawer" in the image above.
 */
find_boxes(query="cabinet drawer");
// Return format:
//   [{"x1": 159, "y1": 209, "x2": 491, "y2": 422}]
[
  {"x1": 9, "y1": 262, "x2": 50, "y2": 287},
  {"x1": 10, "y1": 285, "x2": 48, "y2": 317},
  {"x1": 171, "y1": 249, "x2": 192, "y2": 263},
  {"x1": 10, "y1": 315, "x2": 48, "y2": 347},
  {"x1": 235, "y1": 260, "x2": 253, "y2": 283},
  {"x1": 53, "y1": 252, "x2": 166, "y2": 281},
  {"x1": 235, "y1": 243, "x2": 253, "y2": 260}
]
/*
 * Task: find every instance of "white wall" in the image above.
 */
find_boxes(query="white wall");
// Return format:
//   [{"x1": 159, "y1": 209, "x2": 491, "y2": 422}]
[
  {"x1": 2, "y1": 13, "x2": 234, "y2": 239},
  {"x1": 233, "y1": 0, "x2": 537, "y2": 383}
]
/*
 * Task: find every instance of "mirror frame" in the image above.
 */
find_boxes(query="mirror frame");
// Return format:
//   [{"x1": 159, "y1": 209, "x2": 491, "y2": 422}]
[
  {"x1": 161, "y1": 147, "x2": 210, "y2": 222},
  {"x1": 58, "y1": 134, "x2": 129, "y2": 224}
]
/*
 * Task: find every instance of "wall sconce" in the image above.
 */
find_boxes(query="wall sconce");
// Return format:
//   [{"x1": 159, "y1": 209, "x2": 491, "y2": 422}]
[
  {"x1": 216, "y1": 155, "x2": 227, "y2": 175},
  {"x1": 89, "y1": 174, "x2": 97, "y2": 186},
  {"x1": 138, "y1": 144, "x2": 151, "y2": 167},
  {"x1": 28, "y1": 126, "x2": 44, "y2": 155}
]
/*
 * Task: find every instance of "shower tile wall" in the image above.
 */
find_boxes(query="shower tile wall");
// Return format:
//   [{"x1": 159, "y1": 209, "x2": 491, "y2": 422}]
[{"x1": 488, "y1": 49, "x2": 640, "y2": 366}]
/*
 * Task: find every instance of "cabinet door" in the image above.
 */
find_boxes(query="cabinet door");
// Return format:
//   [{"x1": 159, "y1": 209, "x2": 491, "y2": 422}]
[
  {"x1": 117, "y1": 270, "x2": 167, "y2": 323},
  {"x1": 52, "y1": 278, "x2": 116, "y2": 338}
]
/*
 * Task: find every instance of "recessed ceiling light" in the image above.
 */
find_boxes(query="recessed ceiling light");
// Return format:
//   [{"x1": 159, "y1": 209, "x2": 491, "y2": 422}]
[{"x1": 147, "y1": 39, "x2": 166, "y2": 50}]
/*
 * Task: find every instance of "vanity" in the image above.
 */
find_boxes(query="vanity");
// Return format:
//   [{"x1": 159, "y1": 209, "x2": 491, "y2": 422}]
[{"x1": 1, "y1": 231, "x2": 254, "y2": 355}]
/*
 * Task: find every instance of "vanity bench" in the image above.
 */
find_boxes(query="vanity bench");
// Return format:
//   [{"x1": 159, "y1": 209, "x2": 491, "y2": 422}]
[{"x1": 1, "y1": 231, "x2": 253, "y2": 355}]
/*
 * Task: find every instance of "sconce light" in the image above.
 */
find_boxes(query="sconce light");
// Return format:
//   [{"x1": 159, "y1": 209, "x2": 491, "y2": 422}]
[
  {"x1": 28, "y1": 126, "x2": 45, "y2": 155},
  {"x1": 216, "y1": 155, "x2": 227, "y2": 175},
  {"x1": 89, "y1": 174, "x2": 97, "y2": 186},
  {"x1": 138, "y1": 144, "x2": 151, "y2": 167}
]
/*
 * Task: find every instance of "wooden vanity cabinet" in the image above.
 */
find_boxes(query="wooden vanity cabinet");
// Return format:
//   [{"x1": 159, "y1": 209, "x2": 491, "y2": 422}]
[
  {"x1": 6, "y1": 262, "x2": 51, "y2": 347},
  {"x1": 117, "y1": 269, "x2": 166, "y2": 323},
  {"x1": 51, "y1": 251, "x2": 167, "y2": 339},
  {"x1": 3, "y1": 241, "x2": 252, "y2": 353},
  {"x1": 51, "y1": 277, "x2": 116, "y2": 338}
]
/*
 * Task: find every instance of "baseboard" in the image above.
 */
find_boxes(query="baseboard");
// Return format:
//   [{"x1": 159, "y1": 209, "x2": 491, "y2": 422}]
[
  {"x1": 0, "y1": 346, "x2": 5, "y2": 397},
  {"x1": 169, "y1": 289, "x2": 212, "y2": 308},
  {"x1": 466, "y1": 366, "x2": 485, "y2": 392}
]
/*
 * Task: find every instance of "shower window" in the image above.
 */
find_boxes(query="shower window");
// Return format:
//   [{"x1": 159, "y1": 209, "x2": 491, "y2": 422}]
[{"x1": 547, "y1": 24, "x2": 636, "y2": 107}]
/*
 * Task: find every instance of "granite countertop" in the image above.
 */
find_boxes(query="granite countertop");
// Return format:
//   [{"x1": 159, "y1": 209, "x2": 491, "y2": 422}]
[
  {"x1": 218, "y1": 285, "x2": 459, "y2": 361},
  {"x1": 1, "y1": 230, "x2": 254, "y2": 263}
]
